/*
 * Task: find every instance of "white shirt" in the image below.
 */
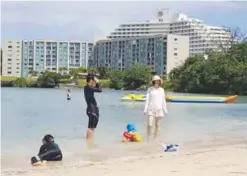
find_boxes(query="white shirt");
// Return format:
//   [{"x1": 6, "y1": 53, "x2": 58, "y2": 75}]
[{"x1": 144, "y1": 87, "x2": 168, "y2": 114}]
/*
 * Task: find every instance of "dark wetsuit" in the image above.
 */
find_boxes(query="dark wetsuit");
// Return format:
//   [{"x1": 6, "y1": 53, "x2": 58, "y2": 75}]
[
  {"x1": 84, "y1": 83, "x2": 102, "y2": 129},
  {"x1": 67, "y1": 92, "x2": 71, "y2": 100},
  {"x1": 38, "y1": 142, "x2": 63, "y2": 161}
]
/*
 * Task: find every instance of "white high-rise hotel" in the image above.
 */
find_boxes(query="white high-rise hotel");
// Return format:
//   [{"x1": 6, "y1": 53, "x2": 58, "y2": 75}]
[{"x1": 107, "y1": 9, "x2": 232, "y2": 55}]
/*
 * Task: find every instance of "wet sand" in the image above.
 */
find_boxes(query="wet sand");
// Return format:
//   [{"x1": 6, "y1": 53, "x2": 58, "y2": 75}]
[{"x1": 2, "y1": 143, "x2": 246, "y2": 176}]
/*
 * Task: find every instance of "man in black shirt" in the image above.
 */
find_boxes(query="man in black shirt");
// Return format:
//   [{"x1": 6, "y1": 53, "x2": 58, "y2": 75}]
[{"x1": 84, "y1": 74, "x2": 102, "y2": 145}]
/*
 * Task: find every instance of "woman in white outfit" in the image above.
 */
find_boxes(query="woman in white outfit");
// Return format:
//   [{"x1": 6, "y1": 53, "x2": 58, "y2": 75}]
[{"x1": 144, "y1": 75, "x2": 168, "y2": 141}]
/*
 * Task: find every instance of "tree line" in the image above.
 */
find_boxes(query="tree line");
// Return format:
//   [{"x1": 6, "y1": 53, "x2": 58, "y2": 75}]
[
  {"x1": 169, "y1": 42, "x2": 247, "y2": 95},
  {"x1": 2, "y1": 41, "x2": 246, "y2": 95}
]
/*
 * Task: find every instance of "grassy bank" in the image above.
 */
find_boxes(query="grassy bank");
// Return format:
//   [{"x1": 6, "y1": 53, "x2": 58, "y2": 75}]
[
  {"x1": 1, "y1": 76, "x2": 170, "y2": 90},
  {"x1": 0, "y1": 76, "x2": 18, "y2": 81},
  {"x1": 1, "y1": 76, "x2": 110, "y2": 88}
]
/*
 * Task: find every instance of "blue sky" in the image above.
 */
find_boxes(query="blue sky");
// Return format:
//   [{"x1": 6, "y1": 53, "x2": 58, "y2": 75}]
[{"x1": 1, "y1": 1, "x2": 247, "y2": 44}]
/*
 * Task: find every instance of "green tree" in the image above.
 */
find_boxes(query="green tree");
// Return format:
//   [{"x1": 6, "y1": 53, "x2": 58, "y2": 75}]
[
  {"x1": 97, "y1": 66, "x2": 109, "y2": 78},
  {"x1": 123, "y1": 63, "x2": 152, "y2": 90},
  {"x1": 29, "y1": 70, "x2": 38, "y2": 77},
  {"x1": 169, "y1": 42, "x2": 247, "y2": 95},
  {"x1": 87, "y1": 67, "x2": 98, "y2": 75},
  {"x1": 69, "y1": 67, "x2": 87, "y2": 79},
  {"x1": 58, "y1": 66, "x2": 68, "y2": 74},
  {"x1": 37, "y1": 71, "x2": 61, "y2": 88},
  {"x1": 12, "y1": 77, "x2": 27, "y2": 87},
  {"x1": 108, "y1": 70, "x2": 124, "y2": 90}
]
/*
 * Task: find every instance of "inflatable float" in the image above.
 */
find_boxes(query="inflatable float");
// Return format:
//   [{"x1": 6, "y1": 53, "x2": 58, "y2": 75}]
[
  {"x1": 121, "y1": 94, "x2": 146, "y2": 102},
  {"x1": 121, "y1": 94, "x2": 237, "y2": 103},
  {"x1": 166, "y1": 95, "x2": 238, "y2": 103}
]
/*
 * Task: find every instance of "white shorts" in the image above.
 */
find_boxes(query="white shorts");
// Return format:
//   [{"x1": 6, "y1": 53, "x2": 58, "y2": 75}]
[{"x1": 147, "y1": 109, "x2": 163, "y2": 127}]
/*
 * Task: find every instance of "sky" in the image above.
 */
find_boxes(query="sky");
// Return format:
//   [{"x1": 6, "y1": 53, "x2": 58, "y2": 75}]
[{"x1": 1, "y1": 1, "x2": 247, "y2": 44}]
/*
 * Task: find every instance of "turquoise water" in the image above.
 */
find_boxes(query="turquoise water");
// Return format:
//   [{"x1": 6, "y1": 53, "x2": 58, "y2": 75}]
[{"x1": 1, "y1": 88, "x2": 247, "y2": 170}]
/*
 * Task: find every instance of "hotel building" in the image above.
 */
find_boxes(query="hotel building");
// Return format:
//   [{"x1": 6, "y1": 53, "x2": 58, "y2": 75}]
[
  {"x1": 93, "y1": 34, "x2": 189, "y2": 75},
  {"x1": 107, "y1": 9, "x2": 232, "y2": 56}
]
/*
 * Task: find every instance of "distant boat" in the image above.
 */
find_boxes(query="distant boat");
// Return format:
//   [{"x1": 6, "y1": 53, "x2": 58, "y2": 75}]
[{"x1": 120, "y1": 94, "x2": 238, "y2": 103}]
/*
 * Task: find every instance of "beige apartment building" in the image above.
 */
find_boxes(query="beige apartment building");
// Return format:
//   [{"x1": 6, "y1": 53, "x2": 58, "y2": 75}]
[
  {"x1": 166, "y1": 34, "x2": 189, "y2": 74},
  {"x1": 2, "y1": 40, "x2": 22, "y2": 77}
]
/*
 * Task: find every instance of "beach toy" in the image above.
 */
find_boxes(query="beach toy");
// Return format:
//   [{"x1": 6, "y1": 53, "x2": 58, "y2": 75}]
[
  {"x1": 123, "y1": 131, "x2": 134, "y2": 139},
  {"x1": 163, "y1": 144, "x2": 179, "y2": 152},
  {"x1": 132, "y1": 132, "x2": 142, "y2": 142}
]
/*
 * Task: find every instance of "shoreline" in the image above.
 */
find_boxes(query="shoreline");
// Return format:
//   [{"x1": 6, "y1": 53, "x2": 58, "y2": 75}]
[{"x1": 2, "y1": 142, "x2": 247, "y2": 176}]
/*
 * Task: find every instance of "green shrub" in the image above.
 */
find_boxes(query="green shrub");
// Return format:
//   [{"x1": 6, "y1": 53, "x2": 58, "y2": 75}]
[
  {"x1": 12, "y1": 77, "x2": 27, "y2": 87},
  {"x1": 58, "y1": 78, "x2": 73, "y2": 84},
  {"x1": 162, "y1": 80, "x2": 173, "y2": 91},
  {"x1": 108, "y1": 71, "x2": 124, "y2": 90}
]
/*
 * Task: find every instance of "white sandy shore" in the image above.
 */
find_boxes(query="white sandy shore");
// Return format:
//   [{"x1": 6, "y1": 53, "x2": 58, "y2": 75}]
[{"x1": 2, "y1": 143, "x2": 247, "y2": 176}]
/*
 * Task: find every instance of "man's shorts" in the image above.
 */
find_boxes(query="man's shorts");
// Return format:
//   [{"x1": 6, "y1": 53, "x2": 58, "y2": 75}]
[
  {"x1": 147, "y1": 109, "x2": 163, "y2": 127},
  {"x1": 86, "y1": 107, "x2": 99, "y2": 129}
]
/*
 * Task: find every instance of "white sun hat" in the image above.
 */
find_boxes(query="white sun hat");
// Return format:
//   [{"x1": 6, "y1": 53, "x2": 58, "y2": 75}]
[{"x1": 152, "y1": 75, "x2": 161, "y2": 81}]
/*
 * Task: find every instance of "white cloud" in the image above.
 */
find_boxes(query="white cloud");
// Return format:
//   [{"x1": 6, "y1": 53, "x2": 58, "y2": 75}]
[{"x1": 1, "y1": 1, "x2": 246, "y2": 39}]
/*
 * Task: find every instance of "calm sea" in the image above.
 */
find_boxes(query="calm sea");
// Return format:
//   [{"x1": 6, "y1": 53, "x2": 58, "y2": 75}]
[{"x1": 1, "y1": 88, "x2": 247, "y2": 170}]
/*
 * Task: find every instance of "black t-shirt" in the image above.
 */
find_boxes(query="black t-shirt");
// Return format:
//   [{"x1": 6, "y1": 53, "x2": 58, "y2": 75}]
[{"x1": 84, "y1": 83, "x2": 102, "y2": 111}]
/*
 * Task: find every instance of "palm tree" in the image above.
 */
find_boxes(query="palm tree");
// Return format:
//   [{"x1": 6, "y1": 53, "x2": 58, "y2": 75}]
[
  {"x1": 28, "y1": 70, "x2": 38, "y2": 77},
  {"x1": 59, "y1": 66, "x2": 68, "y2": 75},
  {"x1": 87, "y1": 67, "x2": 98, "y2": 75}
]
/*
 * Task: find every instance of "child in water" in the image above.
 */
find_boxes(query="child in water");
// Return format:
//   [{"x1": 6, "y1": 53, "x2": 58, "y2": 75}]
[{"x1": 31, "y1": 134, "x2": 63, "y2": 166}]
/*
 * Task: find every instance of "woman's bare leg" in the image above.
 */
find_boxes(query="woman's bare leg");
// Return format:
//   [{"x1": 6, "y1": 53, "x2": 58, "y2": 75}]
[
  {"x1": 154, "y1": 117, "x2": 162, "y2": 140},
  {"x1": 147, "y1": 115, "x2": 153, "y2": 142}
]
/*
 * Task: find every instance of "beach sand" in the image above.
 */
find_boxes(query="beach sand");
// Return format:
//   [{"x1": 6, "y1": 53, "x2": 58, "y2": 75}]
[{"x1": 2, "y1": 143, "x2": 247, "y2": 176}]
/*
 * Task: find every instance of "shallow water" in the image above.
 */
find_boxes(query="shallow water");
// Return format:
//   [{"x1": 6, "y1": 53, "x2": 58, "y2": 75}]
[{"x1": 1, "y1": 88, "x2": 247, "y2": 170}]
